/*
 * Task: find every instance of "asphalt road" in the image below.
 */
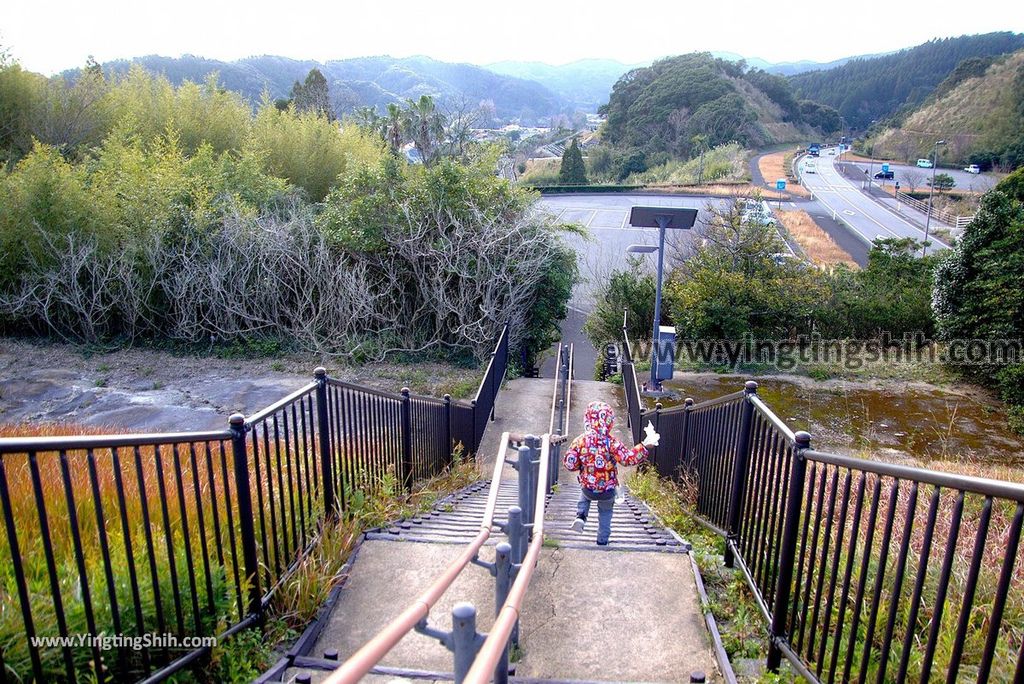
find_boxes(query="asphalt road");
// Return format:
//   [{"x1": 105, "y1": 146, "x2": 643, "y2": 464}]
[
  {"x1": 536, "y1": 193, "x2": 717, "y2": 308},
  {"x1": 799, "y1": 151, "x2": 948, "y2": 250}
]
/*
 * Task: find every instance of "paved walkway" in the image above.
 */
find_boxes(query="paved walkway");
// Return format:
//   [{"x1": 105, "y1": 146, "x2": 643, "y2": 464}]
[{"x1": 265, "y1": 378, "x2": 718, "y2": 682}]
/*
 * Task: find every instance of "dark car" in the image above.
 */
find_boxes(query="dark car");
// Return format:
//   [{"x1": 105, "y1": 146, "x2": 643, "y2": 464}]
[{"x1": 874, "y1": 170, "x2": 894, "y2": 180}]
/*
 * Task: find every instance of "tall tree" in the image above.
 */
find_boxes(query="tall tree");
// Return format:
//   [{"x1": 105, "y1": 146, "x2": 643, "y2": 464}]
[
  {"x1": 558, "y1": 137, "x2": 588, "y2": 185},
  {"x1": 403, "y1": 95, "x2": 444, "y2": 166},
  {"x1": 384, "y1": 103, "x2": 404, "y2": 156},
  {"x1": 291, "y1": 68, "x2": 333, "y2": 120}
]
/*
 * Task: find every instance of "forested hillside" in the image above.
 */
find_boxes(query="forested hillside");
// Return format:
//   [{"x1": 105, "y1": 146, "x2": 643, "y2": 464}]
[
  {"x1": 600, "y1": 53, "x2": 830, "y2": 159},
  {"x1": 68, "y1": 54, "x2": 566, "y2": 124},
  {"x1": 870, "y1": 50, "x2": 1024, "y2": 169},
  {"x1": 789, "y1": 32, "x2": 1024, "y2": 129}
]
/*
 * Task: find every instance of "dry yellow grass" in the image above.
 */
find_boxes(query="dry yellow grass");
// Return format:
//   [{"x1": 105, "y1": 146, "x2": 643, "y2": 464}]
[
  {"x1": 757, "y1": 151, "x2": 811, "y2": 197},
  {"x1": 525, "y1": 157, "x2": 559, "y2": 174},
  {"x1": 645, "y1": 182, "x2": 788, "y2": 199},
  {"x1": 777, "y1": 209, "x2": 859, "y2": 269}
]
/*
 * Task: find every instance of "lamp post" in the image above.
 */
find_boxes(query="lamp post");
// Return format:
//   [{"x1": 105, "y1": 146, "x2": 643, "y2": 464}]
[
  {"x1": 626, "y1": 207, "x2": 698, "y2": 394},
  {"x1": 923, "y1": 140, "x2": 946, "y2": 257}
]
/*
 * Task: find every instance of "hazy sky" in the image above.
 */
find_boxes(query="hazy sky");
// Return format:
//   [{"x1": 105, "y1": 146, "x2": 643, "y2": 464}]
[{"x1": 3, "y1": 0, "x2": 1022, "y2": 75}]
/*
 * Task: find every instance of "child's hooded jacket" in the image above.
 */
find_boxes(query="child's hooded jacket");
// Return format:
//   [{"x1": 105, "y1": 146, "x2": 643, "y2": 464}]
[{"x1": 563, "y1": 401, "x2": 647, "y2": 493}]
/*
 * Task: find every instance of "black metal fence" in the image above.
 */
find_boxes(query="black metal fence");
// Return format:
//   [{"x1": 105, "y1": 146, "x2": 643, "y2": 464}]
[
  {"x1": 620, "y1": 328, "x2": 645, "y2": 447},
  {"x1": 629, "y1": 373, "x2": 1024, "y2": 682},
  {"x1": 0, "y1": 324, "x2": 510, "y2": 683}
]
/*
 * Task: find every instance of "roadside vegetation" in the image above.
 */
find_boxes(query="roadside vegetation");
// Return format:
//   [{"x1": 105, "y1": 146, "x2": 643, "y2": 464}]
[
  {"x1": 757, "y1": 150, "x2": 810, "y2": 198},
  {"x1": 0, "y1": 54, "x2": 577, "y2": 369},
  {"x1": 776, "y1": 209, "x2": 858, "y2": 268}
]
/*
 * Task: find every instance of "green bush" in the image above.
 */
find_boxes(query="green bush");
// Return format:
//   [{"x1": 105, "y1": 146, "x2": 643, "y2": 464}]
[{"x1": 248, "y1": 103, "x2": 384, "y2": 202}]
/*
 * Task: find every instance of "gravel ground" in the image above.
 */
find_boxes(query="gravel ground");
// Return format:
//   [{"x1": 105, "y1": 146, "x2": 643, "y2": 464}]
[{"x1": 0, "y1": 338, "x2": 482, "y2": 433}]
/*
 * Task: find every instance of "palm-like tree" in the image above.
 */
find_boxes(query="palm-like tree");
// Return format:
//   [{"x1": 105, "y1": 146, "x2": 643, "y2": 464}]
[
  {"x1": 385, "y1": 103, "x2": 404, "y2": 157},
  {"x1": 403, "y1": 95, "x2": 445, "y2": 166}
]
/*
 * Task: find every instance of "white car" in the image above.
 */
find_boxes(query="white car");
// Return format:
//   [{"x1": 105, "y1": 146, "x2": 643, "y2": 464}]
[
  {"x1": 964, "y1": 164, "x2": 981, "y2": 174},
  {"x1": 804, "y1": 160, "x2": 817, "y2": 174},
  {"x1": 916, "y1": 158, "x2": 933, "y2": 168},
  {"x1": 739, "y1": 199, "x2": 778, "y2": 227}
]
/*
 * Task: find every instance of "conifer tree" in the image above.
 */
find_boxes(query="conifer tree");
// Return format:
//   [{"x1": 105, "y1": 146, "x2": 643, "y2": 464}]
[{"x1": 559, "y1": 137, "x2": 587, "y2": 185}]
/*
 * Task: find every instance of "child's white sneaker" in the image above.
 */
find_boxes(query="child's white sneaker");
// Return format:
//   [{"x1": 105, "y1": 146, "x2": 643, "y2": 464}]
[{"x1": 571, "y1": 517, "x2": 585, "y2": 532}]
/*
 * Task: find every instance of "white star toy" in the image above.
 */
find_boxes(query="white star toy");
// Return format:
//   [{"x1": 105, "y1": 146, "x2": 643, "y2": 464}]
[{"x1": 643, "y1": 421, "x2": 660, "y2": 447}]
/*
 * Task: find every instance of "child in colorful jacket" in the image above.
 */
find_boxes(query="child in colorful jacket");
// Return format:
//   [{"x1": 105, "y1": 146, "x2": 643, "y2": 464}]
[{"x1": 563, "y1": 401, "x2": 660, "y2": 545}]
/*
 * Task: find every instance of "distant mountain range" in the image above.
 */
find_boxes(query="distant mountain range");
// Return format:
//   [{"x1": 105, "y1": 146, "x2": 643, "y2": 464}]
[
  {"x1": 711, "y1": 51, "x2": 876, "y2": 76},
  {"x1": 485, "y1": 58, "x2": 649, "y2": 111},
  {"x1": 68, "y1": 37, "x2": 1014, "y2": 131},
  {"x1": 74, "y1": 54, "x2": 567, "y2": 125},
  {"x1": 73, "y1": 51, "x2": 866, "y2": 126},
  {"x1": 486, "y1": 54, "x2": 865, "y2": 111}
]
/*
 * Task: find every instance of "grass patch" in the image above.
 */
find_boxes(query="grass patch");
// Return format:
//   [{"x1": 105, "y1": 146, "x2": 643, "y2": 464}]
[
  {"x1": 758, "y1": 151, "x2": 811, "y2": 198},
  {"x1": 777, "y1": 209, "x2": 859, "y2": 269}
]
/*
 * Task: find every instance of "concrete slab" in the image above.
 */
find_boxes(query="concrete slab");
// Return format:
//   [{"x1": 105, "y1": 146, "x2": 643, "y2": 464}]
[
  {"x1": 310, "y1": 540, "x2": 499, "y2": 672},
  {"x1": 477, "y1": 377, "x2": 557, "y2": 483},
  {"x1": 515, "y1": 547, "x2": 718, "y2": 682}
]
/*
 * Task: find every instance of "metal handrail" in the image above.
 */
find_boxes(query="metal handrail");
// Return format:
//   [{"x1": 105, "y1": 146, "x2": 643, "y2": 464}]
[
  {"x1": 548, "y1": 342, "x2": 563, "y2": 435},
  {"x1": 749, "y1": 395, "x2": 796, "y2": 442},
  {"x1": 473, "y1": 323, "x2": 509, "y2": 405},
  {"x1": 565, "y1": 343, "x2": 574, "y2": 434},
  {"x1": 804, "y1": 448, "x2": 1024, "y2": 502},
  {"x1": 323, "y1": 432, "x2": 513, "y2": 683},
  {"x1": 244, "y1": 381, "x2": 319, "y2": 425},
  {"x1": 0, "y1": 429, "x2": 233, "y2": 453},
  {"x1": 464, "y1": 434, "x2": 551, "y2": 683},
  {"x1": 325, "y1": 377, "x2": 404, "y2": 401},
  {"x1": 685, "y1": 389, "x2": 746, "y2": 413}
]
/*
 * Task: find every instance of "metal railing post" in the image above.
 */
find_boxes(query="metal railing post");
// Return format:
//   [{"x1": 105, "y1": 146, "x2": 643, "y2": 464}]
[
  {"x1": 415, "y1": 602, "x2": 484, "y2": 684},
  {"x1": 228, "y1": 413, "x2": 262, "y2": 619},
  {"x1": 517, "y1": 445, "x2": 533, "y2": 534},
  {"x1": 652, "y1": 402, "x2": 662, "y2": 473},
  {"x1": 767, "y1": 430, "x2": 810, "y2": 671},
  {"x1": 505, "y1": 505, "x2": 524, "y2": 648},
  {"x1": 489, "y1": 350, "x2": 497, "y2": 422},
  {"x1": 507, "y1": 506, "x2": 524, "y2": 566},
  {"x1": 493, "y1": 542, "x2": 512, "y2": 684},
  {"x1": 549, "y1": 442, "x2": 560, "y2": 494},
  {"x1": 470, "y1": 400, "x2": 479, "y2": 454},
  {"x1": 401, "y1": 388, "x2": 414, "y2": 491},
  {"x1": 724, "y1": 381, "x2": 758, "y2": 568},
  {"x1": 451, "y1": 603, "x2": 483, "y2": 683},
  {"x1": 443, "y1": 394, "x2": 453, "y2": 466},
  {"x1": 314, "y1": 368, "x2": 336, "y2": 517},
  {"x1": 681, "y1": 397, "x2": 694, "y2": 470},
  {"x1": 524, "y1": 435, "x2": 541, "y2": 537}
]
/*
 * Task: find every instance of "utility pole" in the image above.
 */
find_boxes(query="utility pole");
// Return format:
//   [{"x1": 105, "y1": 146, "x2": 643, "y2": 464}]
[{"x1": 923, "y1": 140, "x2": 946, "y2": 257}]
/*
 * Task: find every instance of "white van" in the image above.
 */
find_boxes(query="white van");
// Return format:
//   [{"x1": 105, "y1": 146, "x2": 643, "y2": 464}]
[
  {"x1": 739, "y1": 199, "x2": 778, "y2": 227},
  {"x1": 916, "y1": 159, "x2": 933, "y2": 168}
]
